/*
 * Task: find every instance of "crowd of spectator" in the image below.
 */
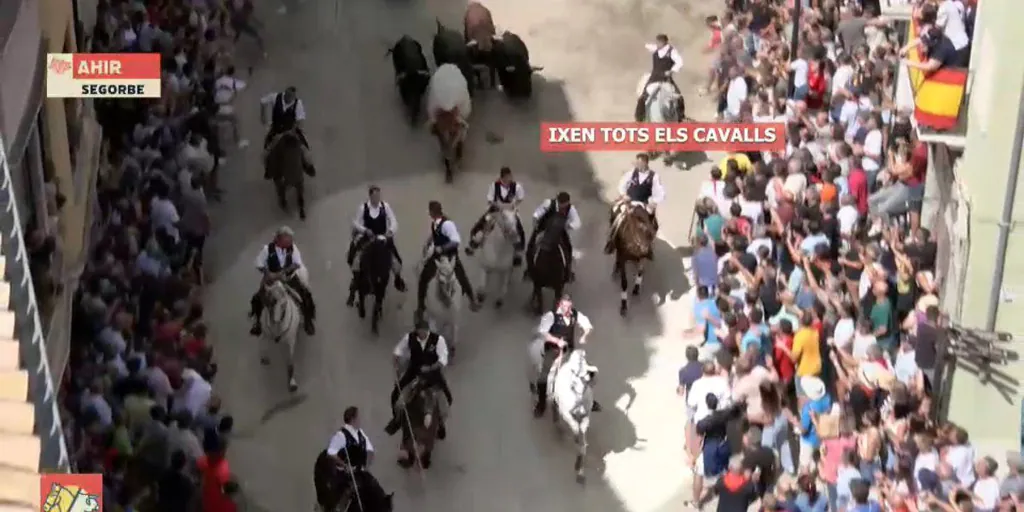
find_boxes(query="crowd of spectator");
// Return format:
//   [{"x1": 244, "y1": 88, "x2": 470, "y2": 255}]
[
  {"x1": 677, "y1": 0, "x2": 1022, "y2": 510},
  {"x1": 53, "y1": 0, "x2": 258, "y2": 510}
]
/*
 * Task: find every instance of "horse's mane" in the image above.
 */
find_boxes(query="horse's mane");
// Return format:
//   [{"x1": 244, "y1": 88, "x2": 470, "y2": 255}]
[
  {"x1": 618, "y1": 206, "x2": 655, "y2": 255},
  {"x1": 540, "y1": 214, "x2": 566, "y2": 250}
]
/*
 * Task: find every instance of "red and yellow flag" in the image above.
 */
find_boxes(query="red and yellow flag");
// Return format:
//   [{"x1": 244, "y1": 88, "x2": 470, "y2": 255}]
[{"x1": 906, "y1": 19, "x2": 967, "y2": 130}]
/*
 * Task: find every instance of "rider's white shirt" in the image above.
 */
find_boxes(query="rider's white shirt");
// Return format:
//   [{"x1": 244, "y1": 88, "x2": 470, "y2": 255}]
[
  {"x1": 644, "y1": 43, "x2": 684, "y2": 73},
  {"x1": 260, "y1": 93, "x2": 307, "y2": 121},
  {"x1": 255, "y1": 243, "x2": 305, "y2": 270},
  {"x1": 326, "y1": 424, "x2": 375, "y2": 456},
  {"x1": 536, "y1": 310, "x2": 593, "y2": 336},
  {"x1": 394, "y1": 333, "x2": 450, "y2": 367},
  {"x1": 486, "y1": 182, "x2": 525, "y2": 204},
  {"x1": 353, "y1": 201, "x2": 398, "y2": 234},
  {"x1": 617, "y1": 169, "x2": 666, "y2": 204},
  {"x1": 430, "y1": 218, "x2": 462, "y2": 246},
  {"x1": 531, "y1": 201, "x2": 582, "y2": 231}
]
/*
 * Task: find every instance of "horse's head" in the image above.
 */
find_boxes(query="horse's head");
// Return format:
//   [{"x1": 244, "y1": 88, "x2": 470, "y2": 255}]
[
  {"x1": 434, "y1": 256, "x2": 459, "y2": 299},
  {"x1": 647, "y1": 82, "x2": 680, "y2": 123},
  {"x1": 416, "y1": 382, "x2": 442, "y2": 429},
  {"x1": 262, "y1": 279, "x2": 289, "y2": 306},
  {"x1": 617, "y1": 202, "x2": 656, "y2": 254},
  {"x1": 539, "y1": 213, "x2": 567, "y2": 251},
  {"x1": 362, "y1": 236, "x2": 392, "y2": 275},
  {"x1": 485, "y1": 209, "x2": 519, "y2": 243}
]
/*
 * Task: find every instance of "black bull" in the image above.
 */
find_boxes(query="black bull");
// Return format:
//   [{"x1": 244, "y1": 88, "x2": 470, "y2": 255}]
[
  {"x1": 388, "y1": 36, "x2": 430, "y2": 125},
  {"x1": 433, "y1": 20, "x2": 474, "y2": 92},
  {"x1": 493, "y1": 31, "x2": 542, "y2": 99}
]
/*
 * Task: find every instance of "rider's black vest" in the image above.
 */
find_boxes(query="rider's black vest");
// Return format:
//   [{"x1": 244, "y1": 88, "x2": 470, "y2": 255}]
[
  {"x1": 431, "y1": 217, "x2": 456, "y2": 254},
  {"x1": 542, "y1": 199, "x2": 570, "y2": 230},
  {"x1": 492, "y1": 181, "x2": 518, "y2": 204},
  {"x1": 362, "y1": 202, "x2": 389, "y2": 235},
  {"x1": 338, "y1": 427, "x2": 369, "y2": 468},
  {"x1": 407, "y1": 331, "x2": 441, "y2": 368},
  {"x1": 651, "y1": 45, "x2": 675, "y2": 79},
  {"x1": 271, "y1": 93, "x2": 299, "y2": 132},
  {"x1": 265, "y1": 242, "x2": 294, "y2": 272},
  {"x1": 627, "y1": 169, "x2": 655, "y2": 203},
  {"x1": 548, "y1": 309, "x2": 578, "y2": 346}
]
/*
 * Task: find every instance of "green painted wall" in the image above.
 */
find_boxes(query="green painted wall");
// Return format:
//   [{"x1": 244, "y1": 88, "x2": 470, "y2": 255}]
[{"x1": 947, "y1": 0, "x2": 1024, "y2": 446}]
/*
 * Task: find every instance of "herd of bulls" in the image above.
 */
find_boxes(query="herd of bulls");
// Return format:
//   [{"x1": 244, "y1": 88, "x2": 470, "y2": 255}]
[{"x1": 386, "y1": 1, "x2": 543, "y2": 125}]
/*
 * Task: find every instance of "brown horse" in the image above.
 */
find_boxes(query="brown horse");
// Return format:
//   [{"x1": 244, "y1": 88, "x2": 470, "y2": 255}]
[
  {"x1": 434, "y1": 109, "x2": 466, "y2": 183},
  {"x1": 610, "y1": 200, "x2": 656, "y2": 316},
  {"x1": 265, "y1": 129, "x2": 308, "y2": 219},
  {"x1": 397, "y1": 377, "x2": 445, "y2": 470}
]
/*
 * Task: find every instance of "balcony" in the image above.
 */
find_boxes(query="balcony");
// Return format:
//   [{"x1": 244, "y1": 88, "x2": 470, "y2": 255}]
[{"x1": 899, "y1": 17, "x2": 970, "y2": 146}]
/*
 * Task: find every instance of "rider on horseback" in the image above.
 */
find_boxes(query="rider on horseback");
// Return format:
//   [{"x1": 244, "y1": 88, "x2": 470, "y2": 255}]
[
  {"x1": 533, "y1": 294, "x2": 601, "y2": 417},
  {"x1": 526, "y1": 191, "x2": 581, "y2": 281},
  {"x1": 319, "y1": 406, "x2": 390, "y2": 507},
  {"x1": 606, "y1": 154, "x2": 665, "y2": 254},
  {"x1": 385, "y1": 319, "x2": 452, "y2": 439},
  {"x1": 635, "y1": 34, "x2": 685, "y2": 122},
  {"x1": 250, "y1": 226, "x2": 317, "y2": 335},
  {"x1": 416, "y1": 201, "x2": 480, "y2": 314},
  {"x1": 347, "y1": 186, "x2": 406, "y2": 291},
  {"x1": 466, "y1": 166, "x2": 526, "y2": 266},
  {"x1": 261, "y1": 86, "x2": 316, "y2": 177}
]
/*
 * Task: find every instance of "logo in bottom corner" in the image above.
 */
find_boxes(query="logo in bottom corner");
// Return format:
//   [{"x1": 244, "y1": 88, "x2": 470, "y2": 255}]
[{"x1": 41, "y1": 473, "x2": 102, "y2": 512}]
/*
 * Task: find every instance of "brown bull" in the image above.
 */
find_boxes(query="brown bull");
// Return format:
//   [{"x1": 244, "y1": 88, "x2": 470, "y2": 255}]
[
  {"x1": 464, "y1": 2, "x2": 497, "y2": 52},
  {"x1": 433, "y1": 108, "x2": 465, "y2": 183}
]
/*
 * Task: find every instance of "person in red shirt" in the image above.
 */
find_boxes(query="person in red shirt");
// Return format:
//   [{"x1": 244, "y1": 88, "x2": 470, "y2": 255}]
[
  {"x1": 868, "y1": 140, "x2": 928, "y2": 217},
  {"x1": 771, "y1": 320, "x2": 797, "y2": 388},
  {"x1": 198, "y1": 441, "x2": 233, "y2": 512},
  {"x1": 806, "y1": 60, "x2": 827, "y2": 110},
  {"x1": 846, "y1": 166, "x2": 869, "y2": 216}
]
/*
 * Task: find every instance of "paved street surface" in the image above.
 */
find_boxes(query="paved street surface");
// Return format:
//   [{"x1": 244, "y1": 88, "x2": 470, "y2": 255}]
[{"x1": 204, "y1": 0, "x2": 722, "y2": 509}]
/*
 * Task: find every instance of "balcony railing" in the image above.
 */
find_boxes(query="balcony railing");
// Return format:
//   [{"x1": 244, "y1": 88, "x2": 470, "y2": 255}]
[
  {"x1": 906, "y1": 18, "x2": 968, "y2": 131},
  {"x1": 0, "y1": 135, "x2": 69, "y2": 472}
]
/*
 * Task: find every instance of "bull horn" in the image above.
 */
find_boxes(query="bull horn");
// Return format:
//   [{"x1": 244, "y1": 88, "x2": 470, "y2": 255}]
[
  {"x1": 466, "y1": 40, "x2": 478, "y2": 47},
  {"x1": 531, "y1": 65, "x2": 544, "y2": 71}
]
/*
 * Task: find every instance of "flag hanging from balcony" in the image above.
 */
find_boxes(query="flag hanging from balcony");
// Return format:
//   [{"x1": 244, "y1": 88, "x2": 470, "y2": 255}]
[{"x1": 906, "y1": 19, "x2": 967, "y2": 131}]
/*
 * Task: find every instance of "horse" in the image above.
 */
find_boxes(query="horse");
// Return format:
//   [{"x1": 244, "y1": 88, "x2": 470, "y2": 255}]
[
  {"x1": 476, "y1": 208, "x2": 518, "y2": 308},
  {"x1": 313, "y1": 454, "x2": 394, "y2": 512},
  {"x1": 610, "y1": 200, "x2": 657, "y2": 316},
  {"x1": 528, "y1": 214, "x2": 571, "y2": 314},
  {"x1": 349, "y1": 236, "x2": 393, "y2": 335},
  {"x1": 527, "y1": 341, "x2": 597, "y2": 484},
  {"x1": 258, "y1": 275, "x2": 304, "y2": 392},
  {"x1": 396, "y1": 376, "x2": 445, "y2": 470},
  {"x1": 423, "y1": 255, "x2": 462, "y2": 357},
  {"x1": 636, "y1": 77, "x2": 682, "y2": 159},
  {"x1": 265, "y1": 128, "x2": 308, "y2": 219}
]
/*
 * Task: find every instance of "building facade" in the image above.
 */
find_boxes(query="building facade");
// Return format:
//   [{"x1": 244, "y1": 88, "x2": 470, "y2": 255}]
[
  {"x1": 939, "y1": 0, "x2": 1024, "y2": 452},
  {"x1": 0, "y1": 0, "x2": 101, "y2": 501}
]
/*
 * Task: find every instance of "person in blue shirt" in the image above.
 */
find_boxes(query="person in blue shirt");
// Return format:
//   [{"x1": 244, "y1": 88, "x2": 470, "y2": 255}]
[
  {"x1": 798, "y1": 376, "x2": 832, "y2": 469},
  {"x1": 741, "y1": 309, "x2": 768, "y2": 363},
  {"x1": 693, "y1": 286, "x2": 723, "y2": 352}
]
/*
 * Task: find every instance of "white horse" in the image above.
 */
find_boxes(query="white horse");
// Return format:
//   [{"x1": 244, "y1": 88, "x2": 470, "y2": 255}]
[
  {"x1": 475, "y1": 208, "x2": 518, "y2": 308},
  {"x1": 635, "y1": 75, "x2": 681, "y2": 124},
  {"x1": 424, "y1": 255, "x2": 462, "y2": 356},
  {"x1": 527, "y1": 339, "x2": 598, "y2": 484},
  {"x1": 259, "y1": 267, "x2": 306, "y2": 392}
]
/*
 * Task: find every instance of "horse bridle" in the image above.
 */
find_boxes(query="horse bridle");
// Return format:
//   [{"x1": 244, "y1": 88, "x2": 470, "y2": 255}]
[{"x1": 485, "y1": 211, "x2": 518, "y2": 241}]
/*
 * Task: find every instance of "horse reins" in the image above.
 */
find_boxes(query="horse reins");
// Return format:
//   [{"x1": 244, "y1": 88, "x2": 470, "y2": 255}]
[
  {"x1": 338, "y1": 443, "x2": 365, "y2": 512},
  {"x1": 392, "y1": 370, "x2": 427, "y2": 477}
]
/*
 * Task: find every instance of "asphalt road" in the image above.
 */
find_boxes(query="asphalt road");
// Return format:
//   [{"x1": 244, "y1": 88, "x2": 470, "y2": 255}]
[{"x1": 203, "y1": 0, "x2": 721, "y2": 509}]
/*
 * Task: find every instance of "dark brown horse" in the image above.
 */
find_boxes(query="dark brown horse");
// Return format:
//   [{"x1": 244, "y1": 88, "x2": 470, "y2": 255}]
[
  {"x1": 434, "y1": 109, "x2": 466, "y2": 183},
  {"x1": 265, "y1": 129, "x2": 308, "y2": 219},
  {"x1": 611, "y1": 200, "x2": 656, "y2": 316},
  {"x1": 397, "y1": 377, "x2": 445, "y2": 470},
  {"x1": 313, "y1": 452, "x2": 394, "y2": 512}
]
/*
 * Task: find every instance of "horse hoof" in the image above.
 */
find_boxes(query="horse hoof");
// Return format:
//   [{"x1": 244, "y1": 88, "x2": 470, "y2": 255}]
[
  {"x1": 289, "y1": 379, "x2": 298, "y2": 392},
  {"x1": 495, "y1": 300, "x2": 503, "y2": 309},
  {"x1": 632, "y1": 285, "x2": 641, "y2": 296},
  {"x1": 397, "y1": 458, "x2": 413, "y2": 469},
  {"x1": 260, "y1": 356, "x2": 270, "y2": 365},
  {"x1": 299, "y1": 210, "x2": 307, "y2": 220},
  {"x1": 358, "y1": 307, "x2": 366, "y2": 319},
  {"x1": 346, "y1": 296, "x2": 354, "y2": 307},
  {"x1": 619, "y1": 302, "x2": 627, "y2": 316}
]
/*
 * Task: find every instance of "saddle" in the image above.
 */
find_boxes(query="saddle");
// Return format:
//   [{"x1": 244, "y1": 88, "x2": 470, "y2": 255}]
[{"x1": 610, "y1": 200, "x2": 650, "y2": 237}]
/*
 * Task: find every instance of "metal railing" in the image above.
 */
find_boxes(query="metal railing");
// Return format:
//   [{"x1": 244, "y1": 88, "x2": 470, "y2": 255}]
[{"x1": 0, "y1": 135, "x2": 70, "y2": 472}]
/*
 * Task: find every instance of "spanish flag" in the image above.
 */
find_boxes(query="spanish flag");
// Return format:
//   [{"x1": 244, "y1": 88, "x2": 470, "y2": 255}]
[{"x1": 907, "y1": 19, "x2": 967, "y2": 130}]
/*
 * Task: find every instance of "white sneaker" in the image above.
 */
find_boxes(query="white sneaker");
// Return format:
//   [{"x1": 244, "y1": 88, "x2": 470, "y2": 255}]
[{"x1": 238, "y1": 139, "x2": 250, "y2": 149}]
